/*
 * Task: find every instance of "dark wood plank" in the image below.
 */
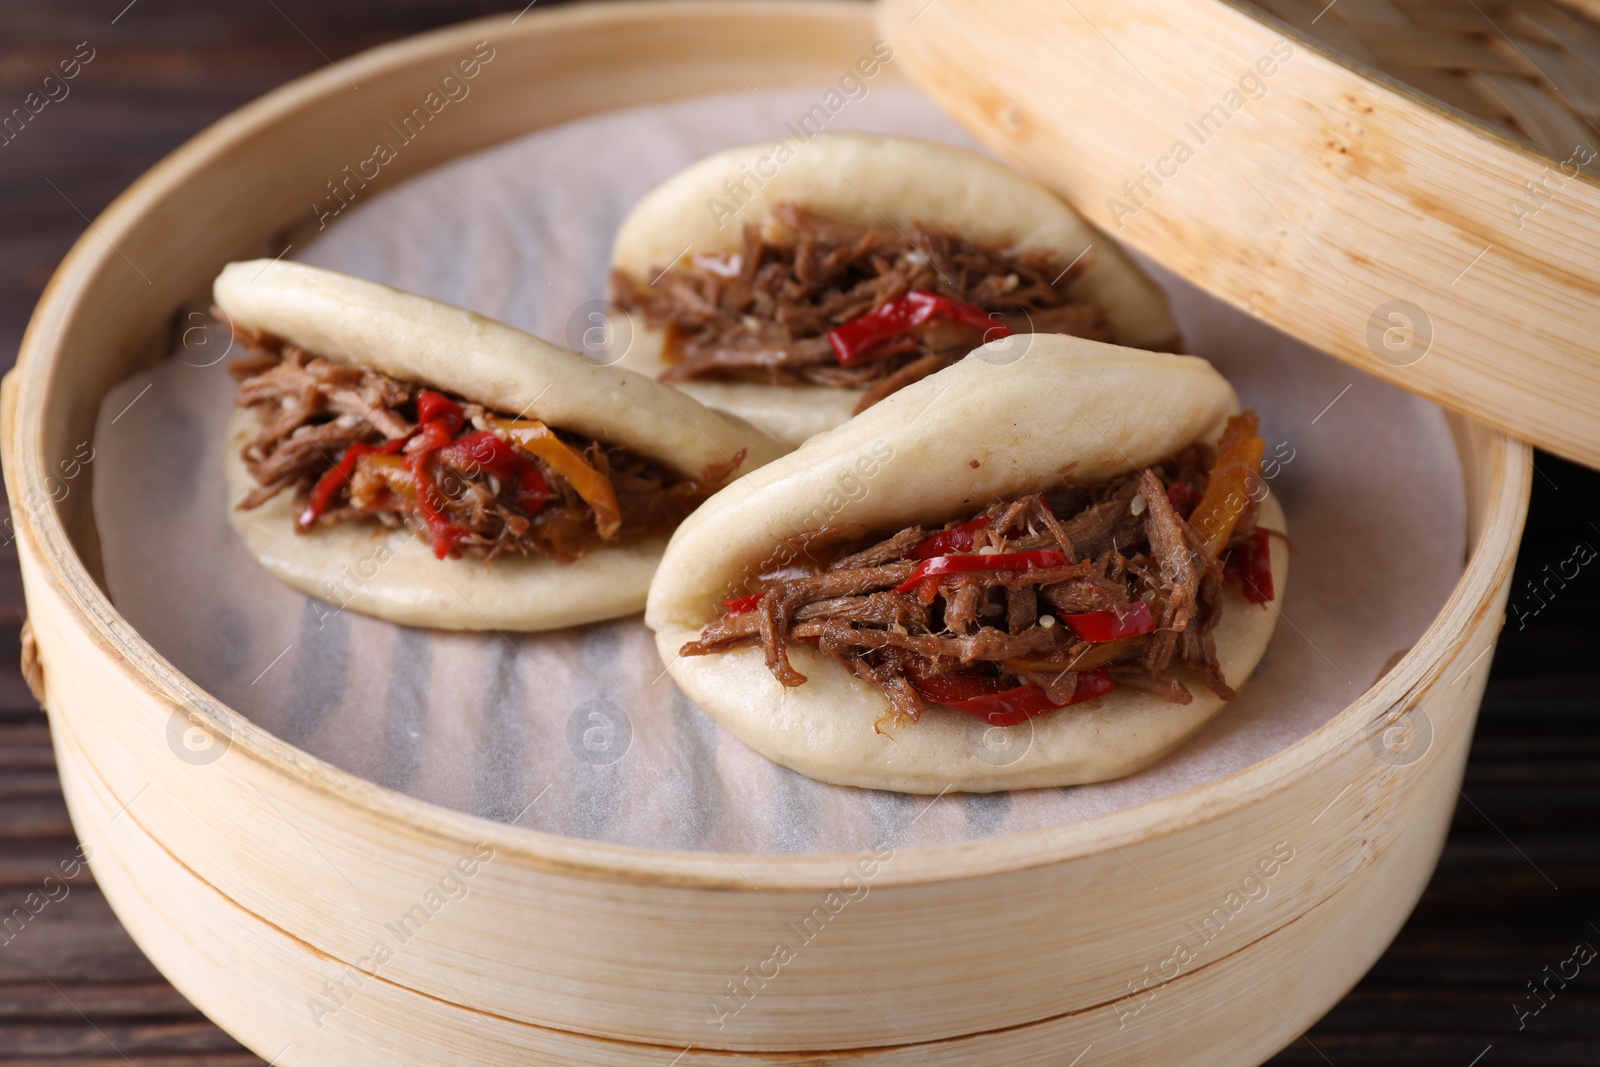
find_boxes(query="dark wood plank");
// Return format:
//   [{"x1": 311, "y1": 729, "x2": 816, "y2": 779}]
[
  {"x1": 0, "y1": 1058, "x2": 262, "y2": 1067},
  {"x1": 0, "y1": 887, "x2": 166, "y2": 985},
  {"x1": 1, "y1": 1, "x2": 1596, "y2": 1064},
  {"x1": 0, "y1": 725, "x2": 54, "y2": 768},
  {"x1": 0, "y1": 1022, "x2": 252, "y2": 1061},
  {"x1": 0, "y1": 981, "x2": 208, "y2": 1019},
  {"x1": 0, "y1": 836, "x2": 93, "y2": 888},
  {"x1": 0, "y1": 770, "x2": 68, "y2": 802},
  {"x1": 0, "y1": 795, "x2": 73, "y2": 840}
]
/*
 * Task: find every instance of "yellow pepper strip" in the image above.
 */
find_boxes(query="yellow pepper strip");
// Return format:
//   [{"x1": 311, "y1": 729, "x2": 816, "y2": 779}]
[
  {"x1": 1187, "y1": 412, "x2": 1266, "y2": 558},
  {"x1": 350, "y1": 453, "x2": 416, "y2": 509},
  {"x1": 489, "y1": 418, "x2": 622, "y2": 538}
]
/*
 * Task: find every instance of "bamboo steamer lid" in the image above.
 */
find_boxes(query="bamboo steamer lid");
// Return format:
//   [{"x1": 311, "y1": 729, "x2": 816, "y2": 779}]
[{"x1": 881, "y1": 0, "x2": 1600, "y2": 469}]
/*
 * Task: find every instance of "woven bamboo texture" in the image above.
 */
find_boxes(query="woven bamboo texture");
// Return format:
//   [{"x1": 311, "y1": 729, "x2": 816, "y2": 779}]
[{"x1": 1245, "y1": 0, "x2": 1600, "y2": 171}]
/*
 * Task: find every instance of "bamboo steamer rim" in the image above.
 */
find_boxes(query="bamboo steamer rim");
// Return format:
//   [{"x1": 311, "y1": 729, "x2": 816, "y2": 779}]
[{"x1": 4, "y1": 0, "x2": 1532, "y2": 891}]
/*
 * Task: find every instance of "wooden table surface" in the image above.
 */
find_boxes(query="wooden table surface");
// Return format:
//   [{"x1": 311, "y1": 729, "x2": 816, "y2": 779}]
[{"x1": 1, "y1": 1, "x2": 1596, "y2": 1063}]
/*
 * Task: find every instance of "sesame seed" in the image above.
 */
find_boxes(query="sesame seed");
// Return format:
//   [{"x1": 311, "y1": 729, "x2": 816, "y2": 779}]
[
  {"x1": 1130, "y1": 493, "x2": 1148, "y2": 516},
  {"x1": 1039, "y1": 614, "x2": 1057, "y2": 629}
]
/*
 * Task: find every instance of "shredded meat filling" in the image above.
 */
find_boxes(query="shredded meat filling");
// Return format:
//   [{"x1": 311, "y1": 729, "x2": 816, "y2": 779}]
[
  {"x1": 227, "y1": 323, "x2": 721, "y2": 562},
  {"x1": 611, "y1": 203, "x2": 1112, "y2": 409},
  {"x1": 682, "y1": 415, "x2": 1275, "y2": 728}
]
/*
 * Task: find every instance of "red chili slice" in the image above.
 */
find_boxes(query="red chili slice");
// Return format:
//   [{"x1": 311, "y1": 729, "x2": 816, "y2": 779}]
[
  {"x1": 409, "y1": 466, "x2": 466, "y2": 558},
  {"x1": 909, "y1": 516, "x2": 992, "y2": 559},
  {"x1": 1067, "y1": 667, "x2": 1116, "y2": 708},
  {"x1": 415, "y1": 390, "x2": 464, "y2": 433},
  {"x1": 298, "y1": 437, "x2": 407, "y2": 530},
  {"x1": 406, "y1": 418, "x2": 470, "y2": 559},
  {"x1": 894, "y1": 549, "x2": 1072, "y2": 594},
  {"x1": 436, "y1": 431, "x2": 553, "y2": 512},
  {"x1": 1223, "y1": 527, "x2": 1275, "y2": 604},
  {"x1": 911, "y1": 666, "x2": 1116, "y2": 727},
  {"x1": 297, "y1": 388, "x2": 565, "y2": 561},
  {"x1": 903, "y1": 664, "x2": 1001, "y2": 705},
  {"x1": 1166, "y1": 480, "x2": 1202, "y2": 518},
  {"x1": 724, "y1": 593, "x2": 764, "y2": 616},
  {"x1": 1061, "y1": 599, "x2": 1155, "y2": 643},
  {"x1": 910, "y1": 499, "x2": 1061, "y2": 559},
  {"x1": 826, "y1": 290, "x2": 1012, "y2": 366},
  {"x1": 940, "y1": 683, "x2": 1063, "y2": 726}
]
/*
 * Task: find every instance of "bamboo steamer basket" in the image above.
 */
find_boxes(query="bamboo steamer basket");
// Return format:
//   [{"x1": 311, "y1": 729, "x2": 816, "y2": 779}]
[
  {"x1": 1, "y1": 2, "x2": 1534, "y2": 1064},
  {"x1": 880, "y1": 0, "x2": 1600, "y2": 470}
]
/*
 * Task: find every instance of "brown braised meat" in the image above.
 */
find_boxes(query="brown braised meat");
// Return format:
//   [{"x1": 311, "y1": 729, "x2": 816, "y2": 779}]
[
  {"x1": 682, "y1": 413, "x2": 1276, "y2": 730},
  {"x1": 610, "y1": 203, "x2": 1111, "y2": 411},
  {"x1": 227, "y1": 324, "x2": 723, "y2": 563}
]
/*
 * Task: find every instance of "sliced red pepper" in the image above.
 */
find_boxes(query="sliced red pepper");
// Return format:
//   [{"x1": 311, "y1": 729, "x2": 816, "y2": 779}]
[
  {"x1": 894, "y1": 549, "x2": 1072, "y2": 594},
  {"x1": 724, "y1": 593, "x2": 764, "y2": 616},
  {"x1": 488, "y1": 418, "x2": 621, "y2": 538},
  {"x1": 910, "y1": 498, "x2": 1061, "y2": 559},
  {"x1": 406, "y1": 417, "x2": 455, "y2": 456},
  {"x1": 298, "y1": 437, "x2": 407, "y2": 530},
  {"x1": 415, "y1": 390, "x2": 464, "y2": 434},
  {"x1": 436, "y1": 431, "x2": 553, "y2": 512},
  {"x1": 410, "y1": 417, "x2": 561, "y2": 559},
  {"x1": 1223, "y1": 527, "x2": 1275, "y2": 604},
  {"x1": 826, "y1": 290, "x2": 1012, "y2": 366},
  {"x1": 1061, "y1": 599, "x2": 1155, "y2": 643},
  {"x1": 910, "y1": 516, "x2": 992, "y2": 559},
  {"x1": 299, "y1": 391, "x2": 465, "y2": 535},
  {"x1": 406, "y1": 417, "x2": 471, "y2": 558},
  {"x1": 1067, "y1": 667, "x2": 1115, "y2": 708},
  {"x1": 1166, "y1": 480, "x2": 1202, "y2": 518},
  {"x1": 409, "y1": 465, "x2": 467, "y2": 558},
  {"x1": 903, "y1": 663, "x2": 1000, "y2": 705},
  {"x1": 297, "y1": 389, "x2": 568, "y2": 561},
  {"x1": 933, "y1": 684, "x2": 1063, "y2": 726},
  {"x1": 911, "y1": 666, "x2": 1116, "y2": 727}
]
